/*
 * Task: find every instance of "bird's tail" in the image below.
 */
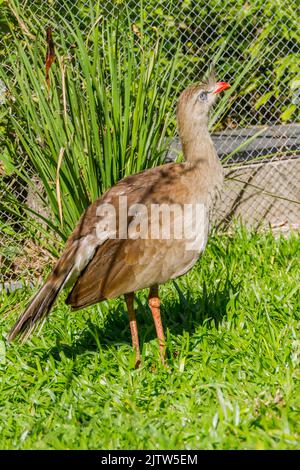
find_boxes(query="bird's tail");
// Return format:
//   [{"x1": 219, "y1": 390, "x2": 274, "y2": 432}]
[{"x1": 8, "y1": 247, "x2": 76, "y2": 342}]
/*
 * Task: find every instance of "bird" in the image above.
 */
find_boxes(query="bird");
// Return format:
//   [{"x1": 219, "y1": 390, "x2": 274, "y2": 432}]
[{"x1": 8, "y1": 70, "x2": 230, "y2": 368}]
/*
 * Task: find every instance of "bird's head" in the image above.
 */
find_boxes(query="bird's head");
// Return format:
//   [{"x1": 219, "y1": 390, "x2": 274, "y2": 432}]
[{"x1": 177, "y1": 69, "x2": 230, "y2": 139}]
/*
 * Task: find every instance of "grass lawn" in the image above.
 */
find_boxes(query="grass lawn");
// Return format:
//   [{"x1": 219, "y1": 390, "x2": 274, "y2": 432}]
[{"x1": 0, "y1": 227, "x2": 299, "y2": 449}]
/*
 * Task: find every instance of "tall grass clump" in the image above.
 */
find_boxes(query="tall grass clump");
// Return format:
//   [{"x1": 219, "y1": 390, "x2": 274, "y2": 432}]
[{"x1": 0, "y1": 4, "x2": 178, "y2": 247}]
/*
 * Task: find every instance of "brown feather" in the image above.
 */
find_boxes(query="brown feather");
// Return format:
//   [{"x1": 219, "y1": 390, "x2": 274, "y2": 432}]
[{"x1": 8, "y1": 245, "x2": 77, "y2": 341}]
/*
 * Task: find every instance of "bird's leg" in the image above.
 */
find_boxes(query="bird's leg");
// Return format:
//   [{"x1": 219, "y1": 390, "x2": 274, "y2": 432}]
[
  {"x1": 149, "y1": 285, "x2": 165, "y2": 364},
  {"x1": 125, "y1": 292, "x2": 141, "y2": 369}
]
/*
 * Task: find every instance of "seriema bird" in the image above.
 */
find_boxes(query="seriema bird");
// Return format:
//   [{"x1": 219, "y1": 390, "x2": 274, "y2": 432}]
[{"x1": 8, "y1": 72, "x2": 230, "y2": 367}]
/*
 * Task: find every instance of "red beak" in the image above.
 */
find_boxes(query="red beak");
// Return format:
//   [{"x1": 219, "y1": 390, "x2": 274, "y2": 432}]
[{"x1": 212, "y1": 81, "x2": 231, "y2": 94}]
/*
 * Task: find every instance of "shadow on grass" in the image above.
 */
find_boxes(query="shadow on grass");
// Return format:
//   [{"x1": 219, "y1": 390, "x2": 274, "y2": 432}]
[{"x1": 46, "y1": 279, "x2": 240, "y2": 361}]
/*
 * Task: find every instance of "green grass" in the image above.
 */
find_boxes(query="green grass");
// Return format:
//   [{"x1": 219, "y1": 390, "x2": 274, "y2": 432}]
[{"x1": 0, "y1": 227, "x2": 299, "y2": 449}]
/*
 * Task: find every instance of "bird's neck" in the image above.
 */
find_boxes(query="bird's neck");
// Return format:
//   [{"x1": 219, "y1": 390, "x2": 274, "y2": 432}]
[{"x1": 180, "y1": 125, "x2": 218, "y2": 166}]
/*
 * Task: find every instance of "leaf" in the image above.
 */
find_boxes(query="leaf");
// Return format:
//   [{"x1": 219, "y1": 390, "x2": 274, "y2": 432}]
[
  {"x1": 45, "y1": 27, "x2": 56, "y2": 93},
  {"x1": 0, "y1": 148, "x2": 15, "y2": 176},
  {"x1": 56, "y1": 147, "x2": 65, "y2": 226},
  {"x1": 280, "y1": 104, "x2": 296, "y2": 121},
  {"x1": 132, "y1": 24, "x2": 142, "y2": 38}
]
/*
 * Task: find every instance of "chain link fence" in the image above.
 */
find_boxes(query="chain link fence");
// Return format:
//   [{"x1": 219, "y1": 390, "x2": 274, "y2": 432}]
[{"x1": 1, "y1": 0, "x2": 300, "y2": 290}]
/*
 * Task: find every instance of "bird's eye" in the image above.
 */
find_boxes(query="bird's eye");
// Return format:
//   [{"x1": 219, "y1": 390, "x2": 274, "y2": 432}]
[{"x1": 198, "y1": 91, "x2": 207, "y2": 101}]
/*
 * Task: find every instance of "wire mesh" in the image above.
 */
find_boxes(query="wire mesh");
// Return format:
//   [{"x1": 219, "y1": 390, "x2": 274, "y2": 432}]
[{"x1": 0, "y1": 0, "x2": 299, "y2": 288}]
